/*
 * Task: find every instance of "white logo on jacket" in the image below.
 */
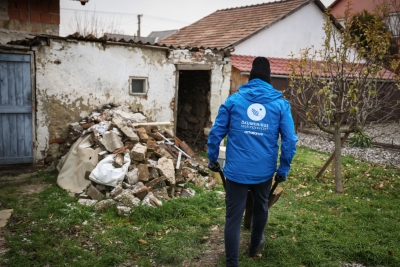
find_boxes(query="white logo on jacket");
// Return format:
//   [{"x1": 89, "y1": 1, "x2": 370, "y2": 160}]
[{"x1": 247, "y1": 103, "x2": 266, "y2": 121}]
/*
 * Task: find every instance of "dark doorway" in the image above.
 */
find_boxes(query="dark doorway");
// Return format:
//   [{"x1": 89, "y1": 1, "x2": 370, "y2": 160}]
[{"x1": 176, "y1": 70, "x2": 211, "y2": 152}]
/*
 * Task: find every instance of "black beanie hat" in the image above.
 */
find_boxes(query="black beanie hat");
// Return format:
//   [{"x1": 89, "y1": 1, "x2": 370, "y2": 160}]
[{"x1": 249, "y1": 57, "x2": 271, "y2": 84}]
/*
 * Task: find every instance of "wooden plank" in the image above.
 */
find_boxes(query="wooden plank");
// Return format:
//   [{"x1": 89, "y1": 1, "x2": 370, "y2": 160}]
[
  {"x1": 0, "y1": 115, "x2": 3, "y2": 158},
  {"x1": 23, "y1": 113, "x2": 33, "y2": 157},
  {"x1": 15, "y1": 60, "x2": 23, "y2": 106},
  {"x1": 17, "y1": 113, "x2": 24, "y2": 157},
  {"x1": 0, "y1": 63, "x2": 8, "y2": 105},
  {"x1": 0, "y1": 54, "x2": 30, "y2": 62},
  {"x1": 22, "y1": 63, "x2": 32, "y2": 107},
  {"x1": 9, "y1": 113, "x2": 17, "y2": 157},
  {"x1": 0, "y1": 106, "x2": 31, "y2": 113},
  {"x1": 2, "y1": 114, "x2": 10, "y2": 158},
  {"x1": 7, "y1": 62, "x2": 16, "y2": 106},
  {"x1": 0, "y1": 157, "x2": 34, "y2": 165}
]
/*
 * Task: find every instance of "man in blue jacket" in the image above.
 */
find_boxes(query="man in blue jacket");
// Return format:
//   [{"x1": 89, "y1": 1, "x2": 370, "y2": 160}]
[{"x1": 207, "y1": 57, "x2": 298, "y2": 267}]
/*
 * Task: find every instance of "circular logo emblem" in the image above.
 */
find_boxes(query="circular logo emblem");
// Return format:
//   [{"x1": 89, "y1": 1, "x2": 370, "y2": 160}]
[{"x1": 247, "y1": 103, "x2": 266, "y2": 121}]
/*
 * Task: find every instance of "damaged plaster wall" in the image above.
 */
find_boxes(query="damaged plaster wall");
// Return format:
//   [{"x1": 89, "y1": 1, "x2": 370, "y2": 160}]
[
  {"x1": 34, "y1": 38, "x2": 176, "y2": 161},
  {"x1": 167, "y1": 49, "x2": 231, "y2": 130}
]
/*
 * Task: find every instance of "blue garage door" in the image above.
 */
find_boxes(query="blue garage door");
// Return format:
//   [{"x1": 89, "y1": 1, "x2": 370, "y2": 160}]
[{"x1": 0, "y1": 53, "x2": 33, "y2": 165}]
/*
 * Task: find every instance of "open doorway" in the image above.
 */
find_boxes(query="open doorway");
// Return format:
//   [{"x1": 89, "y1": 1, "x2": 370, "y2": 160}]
[{"x1": 176, "y1": 70, "x2": 211, "y2": 152}]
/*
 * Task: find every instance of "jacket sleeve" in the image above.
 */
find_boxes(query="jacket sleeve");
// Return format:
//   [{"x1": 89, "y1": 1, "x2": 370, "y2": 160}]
[
  {"x1": 207, "y1": 103, "x2": 230, "y2": 163},
  {"x1": 277, "y1": 102, "x2": 298, "y2": 177}
]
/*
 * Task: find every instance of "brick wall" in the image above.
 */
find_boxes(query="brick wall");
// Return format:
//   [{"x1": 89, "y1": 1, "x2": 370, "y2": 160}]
[{"x1": 0, "y1": 0, "x2": 59, "y2": 35}]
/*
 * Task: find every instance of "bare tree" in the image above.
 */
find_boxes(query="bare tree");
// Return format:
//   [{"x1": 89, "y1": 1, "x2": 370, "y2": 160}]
[
  {"x1": 287, "y1": 6, "x2": 400, "y2": 193},
  {"x1": 64, "y1": 10, "x2": 124, "y2": 38}
]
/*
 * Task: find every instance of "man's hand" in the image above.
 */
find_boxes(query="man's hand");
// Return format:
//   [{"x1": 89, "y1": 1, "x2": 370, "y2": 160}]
[
  {"x1": 208, "y1": 161, "x2": 221, "y2": 172},
  {"x1": 274, "y1": 174, "x2": 286, "y2": 183}
]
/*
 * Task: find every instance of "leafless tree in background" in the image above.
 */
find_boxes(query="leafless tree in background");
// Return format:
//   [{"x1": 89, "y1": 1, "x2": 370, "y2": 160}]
[{"x1": 64, "y1": 10, "x2": 124, "y2": 38}]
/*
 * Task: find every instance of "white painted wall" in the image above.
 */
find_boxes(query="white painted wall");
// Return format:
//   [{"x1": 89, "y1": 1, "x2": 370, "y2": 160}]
[
  {"x1": 34, "y1": 40, "x2": 230, "y2": 161},
  {"x1": 233, "y1": 2, "x2": 332, "y2": 58}
]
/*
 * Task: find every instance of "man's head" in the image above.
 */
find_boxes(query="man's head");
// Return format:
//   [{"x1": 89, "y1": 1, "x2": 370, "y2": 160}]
[{"x1": 249, "y1": 57, "x2": 271, "y2": 84}]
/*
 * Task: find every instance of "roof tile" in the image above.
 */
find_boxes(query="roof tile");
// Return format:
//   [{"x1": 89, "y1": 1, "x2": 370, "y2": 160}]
[{"x1": 161, "y1": 0, "x2": 309, "y2": 48}]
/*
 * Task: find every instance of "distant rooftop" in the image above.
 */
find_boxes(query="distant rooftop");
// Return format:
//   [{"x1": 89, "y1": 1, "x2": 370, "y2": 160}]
[
  {"x1": 161, "y1": 0, "x2": 323, "y2": 49},
  {"x1": 105, "y1": 30, "x2": 178, "y2": 45}
]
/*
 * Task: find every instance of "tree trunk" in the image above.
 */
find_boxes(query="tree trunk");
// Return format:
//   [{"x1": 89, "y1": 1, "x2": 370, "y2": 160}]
[
  {"x1": 316, "y1": 132, "x2": 350, "y2": 178},
  {"x1": 334, "y1": 125, "x2": 343, "y2": 193}
]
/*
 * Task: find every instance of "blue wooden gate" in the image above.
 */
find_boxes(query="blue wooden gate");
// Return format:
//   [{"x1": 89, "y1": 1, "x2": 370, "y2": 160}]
[{"x1": 0, "y1": 53, "x2": 33, "y2": 165}]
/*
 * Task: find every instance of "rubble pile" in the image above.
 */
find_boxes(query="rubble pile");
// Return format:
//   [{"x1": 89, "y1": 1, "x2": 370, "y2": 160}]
[{"x1": 56, "y1": 104, "x2": 218, "y2": 216}]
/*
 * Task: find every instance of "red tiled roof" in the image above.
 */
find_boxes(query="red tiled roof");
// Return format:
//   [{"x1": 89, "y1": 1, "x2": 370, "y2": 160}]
[
  {"x1": 231, "y1": 55, "x2": 290, "y2": 75},
  {"x1": 231, "y1": 54, "x2": 397, "y2": 79},
  {"x1": 161, "y1": 0, "x2": 313, "y2": 49}
]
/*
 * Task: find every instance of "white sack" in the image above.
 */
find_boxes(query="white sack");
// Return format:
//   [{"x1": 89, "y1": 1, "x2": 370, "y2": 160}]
[
  {"x1": 89, "y1": 153, "x2": 131, "y2": 187},
  {"x1": 57, "y1": 135, "x2": 102, "y2": 193}
]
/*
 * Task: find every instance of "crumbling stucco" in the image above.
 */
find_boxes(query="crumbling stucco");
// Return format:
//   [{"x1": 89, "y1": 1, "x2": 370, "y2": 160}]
[{"x1": 34, "y1": 39, "x2": 230, "y2": 161}]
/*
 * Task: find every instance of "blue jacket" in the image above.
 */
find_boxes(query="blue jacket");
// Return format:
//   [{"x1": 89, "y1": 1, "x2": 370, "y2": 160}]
[{"x1": 207, "y1": 78, "x2": 298, "y2": 184}]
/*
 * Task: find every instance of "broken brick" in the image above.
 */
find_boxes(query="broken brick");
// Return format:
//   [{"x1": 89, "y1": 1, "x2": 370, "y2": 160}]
[
  {"x1": 145, "y1": 175, "x2": 167, "y2": 188},
  {"x1": 87, "y1": 184, "x2": 105, "y2": 200},
  {"x1": 179, "y1": 141, "x2": 196, "y2": 158},
  {"x1": 138, "y1": 164, "x2": 149, "y2": 182},
  {"x1": 134, "y1": 186, "x2": 149, "y2": 200},
  {"x1": 81, "y1": 122, "x2": 95, "y2": 129}
]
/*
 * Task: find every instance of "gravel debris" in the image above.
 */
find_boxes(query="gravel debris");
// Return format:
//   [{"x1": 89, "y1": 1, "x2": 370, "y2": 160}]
[{"x1": 296, "y1": 122, "x2": 400, "y2": 169}]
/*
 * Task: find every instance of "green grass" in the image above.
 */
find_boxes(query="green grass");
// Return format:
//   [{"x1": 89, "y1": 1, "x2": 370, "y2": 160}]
[{"x1": 1, "y1": 146, "x2": 399, "y2": 267}]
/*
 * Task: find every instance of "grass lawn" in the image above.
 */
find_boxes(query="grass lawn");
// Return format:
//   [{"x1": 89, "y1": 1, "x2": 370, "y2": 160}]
[{"x1": 0, "y1": 145, "x2": 399, "y2": 267}]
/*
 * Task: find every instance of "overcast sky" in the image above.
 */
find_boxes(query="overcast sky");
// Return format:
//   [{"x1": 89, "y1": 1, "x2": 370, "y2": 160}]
[{"x1": 60, "y1": 0, "x2": 336, "y2": 37}]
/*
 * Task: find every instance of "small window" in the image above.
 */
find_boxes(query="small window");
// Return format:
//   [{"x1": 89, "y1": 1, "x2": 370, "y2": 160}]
[{"x1": 129, "y1": 77, "x2": 147, "y2": 95}]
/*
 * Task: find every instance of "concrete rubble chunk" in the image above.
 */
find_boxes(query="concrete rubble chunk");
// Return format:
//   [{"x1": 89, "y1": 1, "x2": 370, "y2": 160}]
[
  {"x1": 148, "y1": 167, "x2": 160, "y2": 180},
  {"x1": 132, "y1": 182, "x2": 144, "y2": 192},
  {"x1": 157, "y1": 157, "x2": 175, "y2": 185},
  {"x1": 101, "y1": 131, "x2": 124, "y2": 152},
  {"x1": 130, "y1": 143, "x2": 147, "y2": 162},
  {"x1": 113, "y1": 154, "x2": 125, "y2": 168},
  {"x1": 134, "y1": 186, "x2": 149, "y2": 200},
  {"x1": 112, "y1": 117, "x2": 139, "y2": 142},
  {"x1": 146, "y1": 140, "x2": 157, "y2": 152},
  {"x1": 112, "y1": 109, "x2": 147, "y2": 123},
  {"x1": 78, "y1": 199, "x2": 97, "y2": 206},
  {"x1": 181, "y1": 188, "x2": 196, "y2": 198},
  {"x1": 152, "y1": 187, "x2": 170, "y2": 201},
  {"x1": 192, "y1": 175, "x2": 206, "y2": 187},
  {"x1": 95, "y1": 199, "x2": 117, "y2": 211},
  {"x1": 110, "y1": 185, "x2": 123, "y2": 198},
  {"x1": 138, "y1": 164, "x2": 149, "y2": 182},
  {"x1": 122, "y1": 182, "x2": 132, "y2": 189},
  {"x1": 87, "y1": 184, "x2": 105, "y2": 200},
  {"x1": 0, "y1": 209, "x2": 13, "y2": 228},
  {"x1": 126, "y1": 168, "x2": 139, "y2": 185},
  {"x1": 196, "y1": 164, "x2": 210, "y2": 176},
  {"x1": 117, "y1": 206, "x2": 132, "y2": 216},
  {"x1": 114, "y1": 190, "x2": 141, "y2": 206},
  {"x1": 142, "y1": 192, "x2": 161, "y2": 207},
  {"x1": 145, "y1": 175, "x2": 167, "y2": 188}
]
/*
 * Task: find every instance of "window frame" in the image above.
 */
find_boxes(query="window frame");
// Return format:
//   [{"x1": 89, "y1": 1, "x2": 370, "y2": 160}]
[{"x1": 129, "y1": 76, "x2": 148, "y2": 96}]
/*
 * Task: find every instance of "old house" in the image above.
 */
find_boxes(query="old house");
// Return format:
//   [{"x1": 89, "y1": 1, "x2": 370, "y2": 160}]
[
  {"x1": 162, "y1": 0, "x2": 334, "y2": 94},
  {"x1": 0, "y1": 1, "x2": 231, "y2": 166}
]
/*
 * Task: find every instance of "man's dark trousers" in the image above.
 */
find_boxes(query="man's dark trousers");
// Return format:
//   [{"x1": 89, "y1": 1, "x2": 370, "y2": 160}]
[{"x1": 224, "y1": 178, "x2": 273, "y2": 267}]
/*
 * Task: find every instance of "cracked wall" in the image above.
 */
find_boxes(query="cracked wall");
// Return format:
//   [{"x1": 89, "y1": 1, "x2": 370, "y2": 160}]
[
  {"x1": 34, "y1": 39, "x2": 176, "y2": 161},
  {"x1": 33, "y1": 40, "x2": 231, "y2": 162}
]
